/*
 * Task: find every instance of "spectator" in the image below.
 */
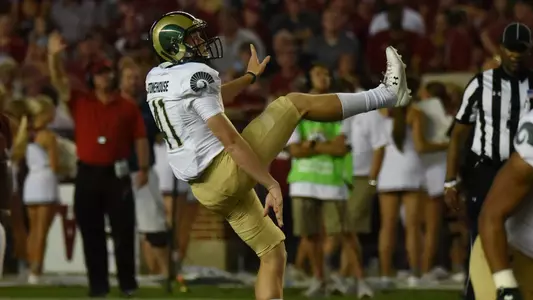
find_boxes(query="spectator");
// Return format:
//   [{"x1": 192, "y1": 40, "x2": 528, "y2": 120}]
[
  {"x1": 514, "y1": 0, "x2": 533, "y2": 30},
  {"x1": 120, "y1": 62, "x2": 169, "y2": 279},
  {"x1": 286, "y1": 64, "x2": 364, "y2": 297},
  {"x1": 16, "y1": 96, "x2": 59, "y2": 285},
  {"x1": 0, "y1": 14, "x2": 27, "y2": 63},
  {"x1": 210, "y1": 9, "x2": 265, "y2": 74},
  {"x1": 442, "y1": 9, "x2": 476, "y2": 72},
  {"x1": 365, "y1": 4, "x2": 420, "y2": 81},
  {"x1": 479, "y1": 0, "x2": 513, "y2": 57},
  {"x1": 242, "y1": 1, "x2": 272, "y2": 50},
  {"x1": 269, "y1": 44, "x2": 302, "y2": 99},
  {"x1": 15, "y1": 0, "x2": 41, "y2": 40},
  {"x1": 368, "y1": 0, "x2": 425, "y2": 36},
  {"x1": 269, "y1": 0, "x2": 321, "y2": 45},
  {"x1": 425, "y1": 11, "x2": 448, "y2": 72},
  {"x1": 49, "y1": 0, "x2": 101, "y2": 44},
  {"x1": 336, "y1": 53, "x2": 362, "y2": 91},
  {"x1": 175, "y1": 0, "x2": 219, "y2": 37},
  {"x1": 114, "y1": 15, "x2": 145, "y2": 57},
  {"x1": 65, "y1": 34, "x2": 109, "y2": 92},
  {"x1": 47, "y1": 32, "x2": 149, "y2": 298},
  {"x1": 305, "y1": 9, "x2": 360, "y2": 70},
  {"x1": 0, "y1": 57, "x2": 22, "y2": 106}
]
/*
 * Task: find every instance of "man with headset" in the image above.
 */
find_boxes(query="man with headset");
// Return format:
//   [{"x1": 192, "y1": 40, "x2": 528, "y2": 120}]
[{"x1": 47, "y1": 32, "x2": 149, "y2": 298}]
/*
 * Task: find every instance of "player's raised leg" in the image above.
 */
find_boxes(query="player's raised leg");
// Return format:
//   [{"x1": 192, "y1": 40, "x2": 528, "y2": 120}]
[
  {"x1": 242, "y1": 45, "x2": 410, "y2": 166},
  {"x1": 290, "y1": 46, "x2": 410, "y2": 121}
]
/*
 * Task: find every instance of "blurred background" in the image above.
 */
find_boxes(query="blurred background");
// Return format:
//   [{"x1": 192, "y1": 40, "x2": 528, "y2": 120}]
[{"x1": 0, "y1": 0, "x2": 527, "y2": 298}]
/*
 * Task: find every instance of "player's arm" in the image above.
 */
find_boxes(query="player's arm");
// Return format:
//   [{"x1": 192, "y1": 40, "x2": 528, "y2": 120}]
[
  {"x1": 412, "y1": 108, "x2": 448, "y2": 153},
  {"x1": 221, "y1": 73, "x2": 257, "y2": 104},
  {"x1": 47, "y1": 32, "x2": 70, "y2": 101},
  {"x1": 445, "y1": 75, "x2": 480, "y2": 183},
  {"x1": 221, "y1": 44, "x2": 270, "y2": 104},
  {"x1": 208, "y1": 114, "x2": 277, "y2": 188},
  {"x1": 193, "y1": 97, "x2": 278, "y2": 189}
]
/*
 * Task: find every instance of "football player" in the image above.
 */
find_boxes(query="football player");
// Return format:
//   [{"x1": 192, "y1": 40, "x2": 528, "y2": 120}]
[
  {"x1": 471, "y1": 110, "x2": 533, "y2": 300},
  {"x1": 147, "y1": 11, "x2": 411, "y2": 300}
]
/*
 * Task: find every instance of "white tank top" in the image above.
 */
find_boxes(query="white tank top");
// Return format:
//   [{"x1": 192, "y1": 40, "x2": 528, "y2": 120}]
[
  {"x1": 415, "y1": 98, "x2": 453, "y2": 144},
  {"x1": 26, "y1": 143, "x2": 51, "y2": 171}
]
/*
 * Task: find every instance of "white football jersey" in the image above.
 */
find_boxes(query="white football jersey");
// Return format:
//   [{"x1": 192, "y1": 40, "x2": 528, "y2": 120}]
[
  {"x1": 145, "y1": 62, "x2": 224, "y2": 181},
  {"x1": 506, "y1": 109, "x2": 533, "y2": 258}
]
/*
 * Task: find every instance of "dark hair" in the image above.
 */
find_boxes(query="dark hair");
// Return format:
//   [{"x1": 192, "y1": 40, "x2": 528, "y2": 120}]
[
  {"x1": 425, "y1": 81, "x2": 453, "y2": 115},
  {"x1": 391, "y1": 107, "x2": 407, "y2": 152},
  {"x1": 336, "y1": 78, "x2": 355, "y2": 93},
  {"x1": 445, "y1": 9, "x2": 467, "y2": 27},
  {"x1": 304, "y1": 63, "x2": 333, "y2": 92},
  {"x1": 86, "y1": 61, "x2": 118, "y2": 90}
]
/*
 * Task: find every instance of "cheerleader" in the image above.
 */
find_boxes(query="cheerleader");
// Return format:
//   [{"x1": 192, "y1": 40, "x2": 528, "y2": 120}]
[
  {"x1": 153, "y1": 138, "x2": 198, "y2": 269},
  {"x1": 411, "y1": 82, "x2": 453, "y2": 280},
  {"x1": 377, "y1": 106, "x2": 424, "y2": 288},
  {"x1": 17, "y1": 96, "x2": 59, "y2": 284}
]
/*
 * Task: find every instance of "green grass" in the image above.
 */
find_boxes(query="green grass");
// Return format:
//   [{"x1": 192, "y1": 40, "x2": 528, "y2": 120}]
[{"x1": 0, "y1": 286, "x2": 463, "y2": 299}]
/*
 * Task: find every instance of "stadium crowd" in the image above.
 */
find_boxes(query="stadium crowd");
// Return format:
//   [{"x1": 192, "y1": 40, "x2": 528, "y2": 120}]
[{"x1": 0, "y1": 0, "x2": 531, "y2": 298}]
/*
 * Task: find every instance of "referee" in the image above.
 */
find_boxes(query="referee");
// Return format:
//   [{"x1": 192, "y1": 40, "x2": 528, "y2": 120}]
[{"x1": 445, "y1": 22, "x2": 533, "y2": 300}]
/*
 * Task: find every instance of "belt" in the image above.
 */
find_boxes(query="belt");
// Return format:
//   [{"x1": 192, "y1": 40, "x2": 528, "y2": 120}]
[{"x1": 469, "y1": 152, "x2": 507, "y2": 169}]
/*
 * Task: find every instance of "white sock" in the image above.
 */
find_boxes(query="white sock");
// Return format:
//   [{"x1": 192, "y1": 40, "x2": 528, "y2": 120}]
[
  {"x1": 0, "y1": 222, "x2": 5, "y2": 279},
  {"x1": 336, "y1": 84, "x2": 396, "y2": 118}
]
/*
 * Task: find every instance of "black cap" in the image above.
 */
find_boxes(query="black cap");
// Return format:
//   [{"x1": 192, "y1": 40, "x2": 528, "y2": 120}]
[{"x1": 501, "y1": 22, "x2": 532, "y2": 52}]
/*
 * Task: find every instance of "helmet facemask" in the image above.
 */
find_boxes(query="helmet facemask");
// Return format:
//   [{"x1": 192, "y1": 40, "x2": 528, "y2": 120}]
[{"x1": 184, "y1": 20, "x2": 223, "y2": 61}]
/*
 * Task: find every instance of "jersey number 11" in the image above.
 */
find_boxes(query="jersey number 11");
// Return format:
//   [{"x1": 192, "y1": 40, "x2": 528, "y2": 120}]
[{"x1": 151, "y1": 99, "x2": 182, "y2": 149}]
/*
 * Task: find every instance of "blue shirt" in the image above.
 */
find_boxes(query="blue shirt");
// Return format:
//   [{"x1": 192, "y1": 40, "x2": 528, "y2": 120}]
[{"x1": 129, "y1": 99, "x2": 157, "y2": 172}]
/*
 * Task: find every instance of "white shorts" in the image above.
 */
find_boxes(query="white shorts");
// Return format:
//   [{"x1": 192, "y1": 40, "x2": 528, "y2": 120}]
[
  {"x1": 421, "y1": 152, "x2": 447, "y2": 197},
  {"x1": 131, "y1": 169, "x2": 167, "y2": 233},
  {"x1": 153, "y1": 143, "x2": 195, "y2": 201},
  {"x1": 377, "y1": 146, "x2": 424, "y2": 192}
]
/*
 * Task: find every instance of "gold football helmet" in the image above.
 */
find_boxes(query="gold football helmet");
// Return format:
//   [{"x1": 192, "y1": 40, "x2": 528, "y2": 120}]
[{"x1": 149, "y1": 11, "x2": 223, "y2": 64}]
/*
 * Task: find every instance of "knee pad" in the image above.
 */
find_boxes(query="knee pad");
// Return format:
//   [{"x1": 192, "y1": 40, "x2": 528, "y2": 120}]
[{"x1": 145, "y1": 231, "x2": 168, "y2": 248}]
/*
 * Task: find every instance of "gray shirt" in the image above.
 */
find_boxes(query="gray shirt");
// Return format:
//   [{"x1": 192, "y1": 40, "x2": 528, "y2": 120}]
[{"x1": 305, "y1": 33, "x2": 360, "y2": 70}]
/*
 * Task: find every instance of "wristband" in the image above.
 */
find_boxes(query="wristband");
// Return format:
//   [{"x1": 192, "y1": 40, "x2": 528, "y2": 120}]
[
  {"x1": 444, "y1": 179, "x2": 458, "y2": 189},
  {"x1": 246, "y1": 71, "x2": 257, "y2": 84},
  {"x1": 493, "y1": 269, "x2": 518, "y2": 289},
  {"x1": 368, "y1": 179, "x2": 377, "y2": 186}
]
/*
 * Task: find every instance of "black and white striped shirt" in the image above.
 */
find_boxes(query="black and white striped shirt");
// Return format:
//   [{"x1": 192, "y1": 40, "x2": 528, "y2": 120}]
[{"x1": 456, "y1": 67, "x2": 533, "y2": 161}]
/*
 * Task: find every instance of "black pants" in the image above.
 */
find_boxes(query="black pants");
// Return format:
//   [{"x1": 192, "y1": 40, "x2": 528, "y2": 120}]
[
  {"x1": 462, "y1": 153, "x2": 505, "y2": 300},
  {"x1": 74, "y1": 162, "x2": 137, "y2": 294}
]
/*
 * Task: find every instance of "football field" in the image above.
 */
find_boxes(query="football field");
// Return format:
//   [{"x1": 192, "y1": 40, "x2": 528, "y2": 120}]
[
  {"x1": 0, "y1": 286, "x2": 460, "y2": 300},
  {"x1": 0, "y1": 286, "x2": 462, "y2": 300}
]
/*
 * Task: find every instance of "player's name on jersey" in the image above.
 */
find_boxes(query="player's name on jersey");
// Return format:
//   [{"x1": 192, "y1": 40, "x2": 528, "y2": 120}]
[{"x1": 147, "y1": 81, "x2": 169, "y2": 94}]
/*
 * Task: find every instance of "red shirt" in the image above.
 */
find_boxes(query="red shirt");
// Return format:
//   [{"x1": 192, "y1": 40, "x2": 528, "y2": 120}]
[
  {"x1": 68, "y1": 91, "x2": 146, "y2": 165},
  {"x1": 366, "y1": 30, "x2": 420, "y2": 76}
]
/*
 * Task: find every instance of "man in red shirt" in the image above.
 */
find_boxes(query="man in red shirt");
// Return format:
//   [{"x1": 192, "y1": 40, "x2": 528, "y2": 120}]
[{"x1": 47, "y1": 32, "x2": 149, "y2": 298}]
